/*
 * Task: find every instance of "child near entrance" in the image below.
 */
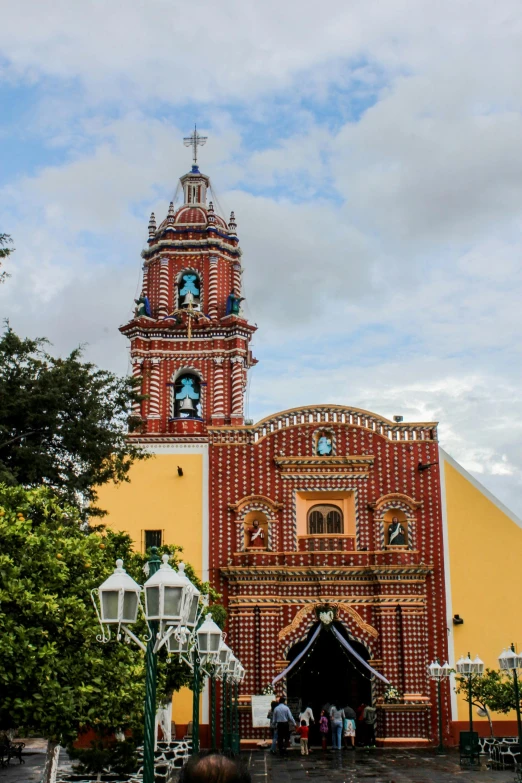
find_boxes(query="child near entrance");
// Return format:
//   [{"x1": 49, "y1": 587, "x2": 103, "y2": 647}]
[
  {"x1": 297, "y1": 720, "x2": 309, "y2": 755},
  {"x1": 319, "y1": 710, "x2": 329, "y2": 750}
]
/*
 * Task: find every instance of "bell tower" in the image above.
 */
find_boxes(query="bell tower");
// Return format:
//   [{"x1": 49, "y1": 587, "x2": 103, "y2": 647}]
[{"x1": 120, "y1": 130, "x2": 257, "y2": 437}]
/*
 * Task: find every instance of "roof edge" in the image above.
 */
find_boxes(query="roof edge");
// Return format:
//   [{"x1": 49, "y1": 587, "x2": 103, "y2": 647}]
[{"x1": 439, "y1": 446, "x2": 522, "y2": 528}]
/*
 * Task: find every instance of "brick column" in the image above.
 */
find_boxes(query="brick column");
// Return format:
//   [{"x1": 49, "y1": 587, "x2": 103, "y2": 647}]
[
  {"x1": 131, "y1": 358, "x2": 144, "y2": 417},
  {"x1": 231, "y1": 356, "x2": 244, "y2": 424},
  {"x1": 212, "y1": 357, "x2": 225, "y2": 423},
  {"x1": 158, "y1": 257, "x2": 169, "y2": 317},
  {"x1": 208, "y1": 256, "x2": 219, "y2": 319},
  {"x1": 148, "y1": 358, "x2": 161, "y2": 421},
  {"x1": 233, "y1": 262, "x2": 242, "y2": 296}
]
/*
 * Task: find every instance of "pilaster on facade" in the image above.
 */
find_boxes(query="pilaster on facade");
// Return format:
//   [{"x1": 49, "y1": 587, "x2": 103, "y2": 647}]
[
  {"x1": 147, "y1": 358, "x2": 162, "y2": 422},
  {"x1": 233, "y1": 262, "x2": 242, "y2": 295},
  {"x1": 158, "y1": 257, "x2": 170, "y2": 317},
  {"x1": 230, "y1": 355, "x2": 245, "y2": 424},
  {"x1": 131, "y1": 357, "x2": 144, "y2": 418},
  {"x1": 208, "y1": 256, "x2": 219, "y2": 319},
  {"x1": 211, "y1": 357, "x2": 225, "y2": 423}
]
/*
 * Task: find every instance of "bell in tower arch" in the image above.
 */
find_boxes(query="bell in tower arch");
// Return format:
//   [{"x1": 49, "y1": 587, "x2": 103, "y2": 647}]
[
  {"x1": 178, "y1": 273, "x2": 201, "y2": 310},
  {"x1": 174, "y1": 374, "x2": 201, "y2": 419}
]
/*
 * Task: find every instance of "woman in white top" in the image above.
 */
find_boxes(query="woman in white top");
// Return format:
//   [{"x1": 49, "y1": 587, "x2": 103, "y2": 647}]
[{"x1": 299, "y1": 705, "x2": 315, "y2": 726}]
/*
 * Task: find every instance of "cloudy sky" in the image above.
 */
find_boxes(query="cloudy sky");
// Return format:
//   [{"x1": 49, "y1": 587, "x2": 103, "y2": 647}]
[{"x1": 2, "y1": 0, "x2": 522, "y2": 515}]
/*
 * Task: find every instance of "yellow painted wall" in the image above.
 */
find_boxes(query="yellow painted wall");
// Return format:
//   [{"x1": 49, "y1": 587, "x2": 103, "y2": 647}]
[
  {"x1": 444, "y1": 456, "x2": 522, "y2": 723},
  {"x1": 97, "y1": 451, "x2": 205, "y2": 724}
]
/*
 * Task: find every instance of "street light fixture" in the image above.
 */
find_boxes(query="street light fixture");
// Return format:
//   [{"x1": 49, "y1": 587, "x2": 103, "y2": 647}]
[
  {"x1": 428, "y1": 659, "x2": 451, "y2": 752},
  {"x1": 95, "y1": 559, "x2": 142, "y2": 638},
  {"x1": 456, "y1": 652, "x2": 484, "y2": 765},
  {"x1": 93, "y1": 552, "x2": 242, "y2": 766},
  {"x1": 196, "y1": 615, "x2": 224, "y2": 660},
  {"x1": 92, "y1": 551, "x2": 202, "y2": 783},
  {"x1": 498, "y1": 644, "x2": 522, "y2": 770}
]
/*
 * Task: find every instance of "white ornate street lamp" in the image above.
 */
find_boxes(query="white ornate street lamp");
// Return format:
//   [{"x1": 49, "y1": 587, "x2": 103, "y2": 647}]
[
  {"x1": 196, "y1": 614, "x2": 223, "y2": 661},
  {"x1": 92, "y1": 552, "x2": 202, "y2": 782},
  {"x1": 456, "y1": 652, "x2": 484, "y2": 763},
  {"x1": 428, "y1": 660, "x2": 451, "y2": 752},
  {"x1": 499, "y1": 645, "x2": 522, "y2": 762}
]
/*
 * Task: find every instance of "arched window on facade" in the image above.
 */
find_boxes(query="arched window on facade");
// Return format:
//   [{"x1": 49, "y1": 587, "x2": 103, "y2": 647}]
[
  {"x1": 307, "y1": 504, "x2": 343, "y2": 535},
  {"x1": 173, "y1": 372, "x2": 201, "y2": 419},
  {"x1": 178, "y1": 271, "x2": 201, "y2": 310}
]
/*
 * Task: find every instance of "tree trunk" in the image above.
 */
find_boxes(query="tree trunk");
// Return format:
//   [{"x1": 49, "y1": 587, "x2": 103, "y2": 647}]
[{"x1": 41, "y1": 741, "x2": 60, "y2": 783}]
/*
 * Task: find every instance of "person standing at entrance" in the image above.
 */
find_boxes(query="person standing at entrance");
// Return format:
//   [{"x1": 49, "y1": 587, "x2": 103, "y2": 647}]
[
  {"x1": 299, "y1": 704, "x2": 315, "y2": 749},
  {"x1": 273, "y1": 697, "x2": 296, "y2": 754},
  {"x1": 356, "y1": 703, "x2": 366, "y2": 746},
  {"x1": 363, "y1": 704, "x2": 377, "y2": 747},
  {"x1": 297, "y1": 720, "x2": 309, "y2": 755},
  {"x1": 299, "y1": 704, "x2": 315, "y2": 726},
  {"x1": 342, "y1": 705, "x2": 356, "y2": 749},
  {"x1": 268, "y1": 700, "x2": 278, "y2": 755},
  {"x1": 329, "y1": 704, "x2": 344, "y2": 750},
  {"x1": 319, "y1": 710, "x2": 329, "y2": 750}
]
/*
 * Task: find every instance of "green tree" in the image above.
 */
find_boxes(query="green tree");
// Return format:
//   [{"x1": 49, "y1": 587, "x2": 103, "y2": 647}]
[
  {"x1": 0, "y1": 326, "x2": 148, "y2": 517},
  {"x1": 0, "y1": 484, "x2": 224, "y2": 782},
  {"x1": 456, "y1": 669, "x2": 518, "y2": 735},
  {"x1": 0, "y1": 233, "x2": 14, "y2": 282}
]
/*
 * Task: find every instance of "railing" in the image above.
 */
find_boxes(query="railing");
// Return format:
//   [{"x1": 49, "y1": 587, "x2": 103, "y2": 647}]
[
  {"x1": 247, "y1": 407, "x2": 437, "y2": 444},
  {"x1": 298, "y1": 535, "x2": 356, "y2": 552}
]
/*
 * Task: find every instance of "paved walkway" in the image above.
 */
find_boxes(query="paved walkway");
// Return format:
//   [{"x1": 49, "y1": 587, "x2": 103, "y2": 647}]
[
  {"x1": 247, "y1": 748, "x2": 516, "y2": 783},
  {"x1": 0, "y1": 753, "x2": 45, "y2": 782},
  {"x1": 1, "y1": 745, "x2": 517, "y2": 782}
]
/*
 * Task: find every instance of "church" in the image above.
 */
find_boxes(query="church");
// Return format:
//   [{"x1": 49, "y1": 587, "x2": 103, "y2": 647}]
[{"x1": 98, "y1": 134, "x2": 522, "y2": 747}]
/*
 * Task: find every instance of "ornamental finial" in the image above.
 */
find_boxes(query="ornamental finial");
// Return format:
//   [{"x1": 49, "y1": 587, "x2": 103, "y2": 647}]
[
  {"x1": 148, "y1": 212, "x2": 156, "y2": 237},
  {"x1": 228, "y1": 211, "x2": 237, "y2": 233},
  {"x1": 183, "y1": 124, "x2": 208, "y2": 167}
]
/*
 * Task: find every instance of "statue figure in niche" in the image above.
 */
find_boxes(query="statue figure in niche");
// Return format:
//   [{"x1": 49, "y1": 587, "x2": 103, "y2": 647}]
[
  {"x1": 179, "y1": 274, "x2": 200, "y2": 308},
  {"x1": 317, "y1": 434, "x2": 333, "y2": 456},
  {"x1": 388, "y1": 516, "x2": 406, "y2": 546},
  {"x1": 134, "y1": 291, "x2": 151, "y2": 318},
  {"x1": 247, "y1": 519, "x2": 266, "y2": 549},
  {"x1": 175, "y1": 377, "x2": 200, "y2": 418},
  {"x1": 226, "y1": 290, "x2": 244, "y2": 316}
]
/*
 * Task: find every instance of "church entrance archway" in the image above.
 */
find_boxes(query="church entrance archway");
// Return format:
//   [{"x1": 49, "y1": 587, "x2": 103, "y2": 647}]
[{"x1": 286, "y1": 622, "x2": 372, "y2": 723}]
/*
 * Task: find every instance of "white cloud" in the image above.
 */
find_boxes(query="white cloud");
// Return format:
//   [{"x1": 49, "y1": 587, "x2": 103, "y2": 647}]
[{"x1": 2, "y1": 0, "x2": 522, "y2": 517}]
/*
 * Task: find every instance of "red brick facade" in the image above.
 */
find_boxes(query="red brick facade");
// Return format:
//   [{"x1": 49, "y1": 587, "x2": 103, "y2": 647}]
[{"x1": 124, "y1": 164, "x2": 451, "y2": 746}]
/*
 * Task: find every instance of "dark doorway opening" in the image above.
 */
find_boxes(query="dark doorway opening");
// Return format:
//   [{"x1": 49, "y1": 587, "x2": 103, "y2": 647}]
[{"x1": 287, "y1": 622, "x2": 372, "y2": 723}]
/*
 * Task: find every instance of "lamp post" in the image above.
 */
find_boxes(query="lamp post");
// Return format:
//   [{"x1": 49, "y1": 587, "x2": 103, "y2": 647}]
[
  {"x1": 428, "y1": 659, "x2": 451, "y2": 752},
  {"x1": 456, "y1": 652, "x2": 484, "y2": 765},
  {"x1": 92, "y1": 552, "x2": 202, "y2": 783},
  {"x1": 190, "y1": 614, "x2": 223, "y2": 754},
  {"x1": 498, "y1": 645, "x2": 522, "y2": 762},
  {"x1": 228, "y1": 658, "x2": 245, "y2": 755},
  {"x1": 213, "y1": 642, "x2": 232, "y2": 751}
]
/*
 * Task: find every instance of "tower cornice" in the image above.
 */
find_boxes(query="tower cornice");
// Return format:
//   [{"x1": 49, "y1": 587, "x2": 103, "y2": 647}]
[{"x1": 142, "y1": 235, "x2": 241, "y2": 260}]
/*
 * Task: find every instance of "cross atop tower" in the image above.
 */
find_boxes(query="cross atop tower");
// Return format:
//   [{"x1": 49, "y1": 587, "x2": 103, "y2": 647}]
[{"x1": 183, "y1": 125, "x2": 208, "y2": 166}]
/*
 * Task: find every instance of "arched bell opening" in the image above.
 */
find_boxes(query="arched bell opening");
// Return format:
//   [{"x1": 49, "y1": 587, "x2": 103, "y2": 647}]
[
  {"x1": 286, "y1": 621, "x2": 372, "y2": 727},
  {"x1": 172, "y1": 372, "x2": 201, "y2": 419},
  {"x1": 177, "y1": 270, "x2": 201, "y2": 310}
]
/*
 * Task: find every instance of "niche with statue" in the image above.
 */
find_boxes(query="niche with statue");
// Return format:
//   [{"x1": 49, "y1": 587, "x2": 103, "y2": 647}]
[
  {"x1": 243, "y1": 511, "x2": 269, "y2": 550},
  {"x1": 384, "y1": 509, "x2": 408, "y2": 548}
]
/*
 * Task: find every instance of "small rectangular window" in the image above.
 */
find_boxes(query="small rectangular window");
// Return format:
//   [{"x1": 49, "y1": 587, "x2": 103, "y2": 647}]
[{"x1": 144, "y1": 530, "x2": 162, "y2": 551}]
